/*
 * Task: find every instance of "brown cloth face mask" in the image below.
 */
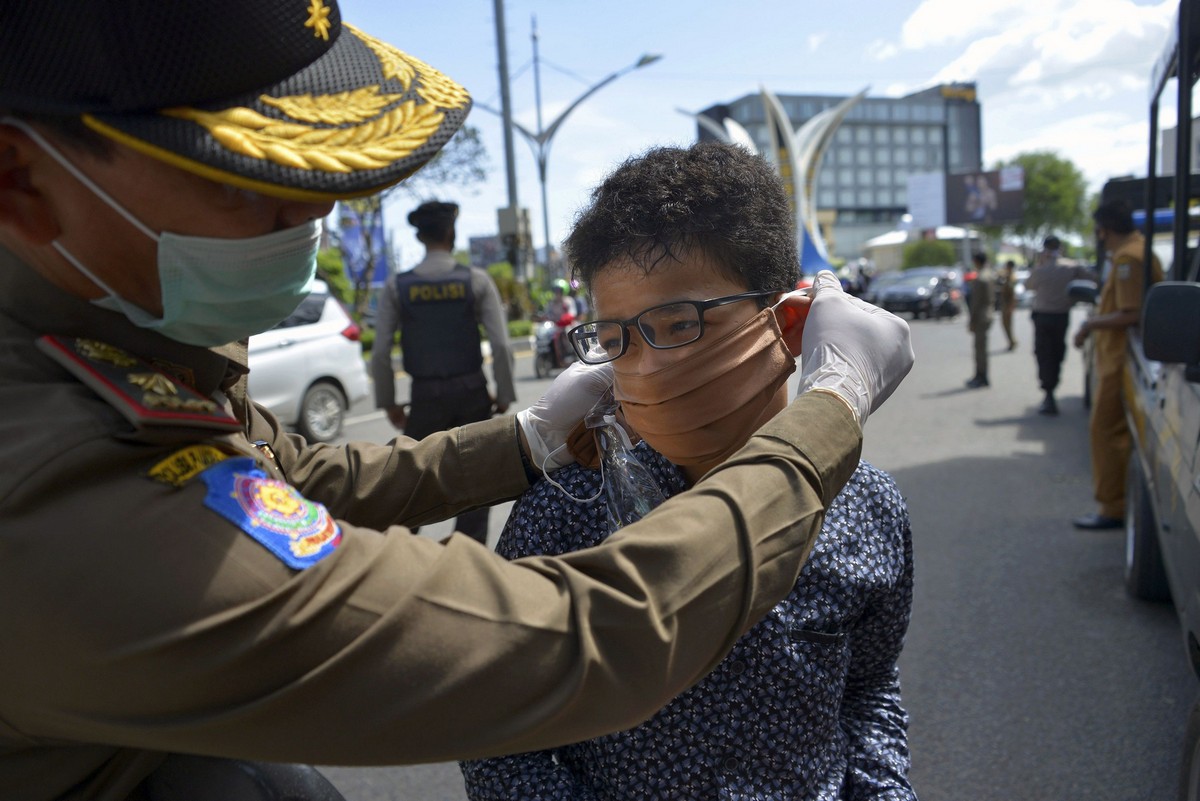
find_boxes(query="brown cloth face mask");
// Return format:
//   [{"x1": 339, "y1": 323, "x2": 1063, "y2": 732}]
[{"x1": 613, "y1": 305, "x2": 796, "y2": 467}]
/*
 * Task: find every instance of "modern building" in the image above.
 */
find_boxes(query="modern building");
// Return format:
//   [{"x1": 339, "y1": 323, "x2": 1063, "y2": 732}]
[{"x1": 698, "y1": 83, "x2": 983, "y2": 258}]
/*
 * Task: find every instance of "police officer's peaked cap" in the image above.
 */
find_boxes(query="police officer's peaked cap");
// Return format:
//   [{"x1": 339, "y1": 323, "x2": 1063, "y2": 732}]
[
  {"x1": 0, "y1": 1, "x2": 471, "y2": 202},
  {"x1": 408, "y1": 201, "x2": 460, "y2": 228}
]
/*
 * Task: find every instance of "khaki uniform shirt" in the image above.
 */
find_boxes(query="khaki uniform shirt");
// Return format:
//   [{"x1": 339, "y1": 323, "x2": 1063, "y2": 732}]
[
  {"x1": 1094, "y1": 232, "x2": 1163, "y2": 378},
  {"x1": 968, "y1": 266, "x2": 996, "y2": 329},
  {"x1": 0, "y1": 248, "x2": 861, "y2": 800}
]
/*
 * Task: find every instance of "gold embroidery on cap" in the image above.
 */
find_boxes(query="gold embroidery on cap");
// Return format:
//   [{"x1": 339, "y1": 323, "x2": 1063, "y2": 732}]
[
  {"x1": 261, "y1": 88, "x2": 405, "y2": 126},
  {"x1": 347, "y1": 25, "x2": 470, "y2": 110},
  {"x1": 161, "y1": 23, "x2": 469, "y2": 175},
  {"x1": 346, "y1": 25, "x2": 417, "y2": 90},
  {"x1": 167, "y1": 101, "x2": 445, "y2": 173},
  {"x1": 304, "y1": 0, "x2": 332, "y2": 41},
  {"x1": 77, "y1": 339, "x2": 137, "y2": 367}
]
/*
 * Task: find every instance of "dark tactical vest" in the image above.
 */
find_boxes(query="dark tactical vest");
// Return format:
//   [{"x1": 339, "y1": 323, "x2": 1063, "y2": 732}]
[{"x1": 394, "y1": 265, "x2": 483, "y2": 379}]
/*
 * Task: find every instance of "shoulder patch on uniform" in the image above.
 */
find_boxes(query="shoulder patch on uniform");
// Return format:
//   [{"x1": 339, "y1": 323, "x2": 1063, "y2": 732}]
[
  {"x1": 36, "y1": 335, "x2": 240, "y2": 433},
  {"x1": 148, "y1": 445, "x2": 231, "y2": 487},
  {"x1": 199, "y1": 457, "x2": 341, "y2": 569}
]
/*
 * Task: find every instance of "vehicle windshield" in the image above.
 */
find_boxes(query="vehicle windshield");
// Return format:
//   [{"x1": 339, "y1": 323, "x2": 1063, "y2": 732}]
[{"x1": 893, "y1": 275, "x2": 939, "y2": 287}]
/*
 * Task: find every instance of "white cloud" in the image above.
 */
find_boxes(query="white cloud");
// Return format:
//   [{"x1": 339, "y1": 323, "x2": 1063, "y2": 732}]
[
  {"x1": 808, "y1": 32, "x2": 828, "y2": 53},
  {"x1": 985, "y1": 110, "x2": 1157, "y2": 191},
  {"x1": 866, "y1": 39, "x2": 900, "y2": 61},
  {"x1": 918, "y1": 0, "x2": 1174, "y2": 101}
]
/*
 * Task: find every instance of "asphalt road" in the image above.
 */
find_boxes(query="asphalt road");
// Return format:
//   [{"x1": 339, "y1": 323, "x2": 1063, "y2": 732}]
[{"x1": 319, "y1": 306, "x2": 1195, "y2": 800}]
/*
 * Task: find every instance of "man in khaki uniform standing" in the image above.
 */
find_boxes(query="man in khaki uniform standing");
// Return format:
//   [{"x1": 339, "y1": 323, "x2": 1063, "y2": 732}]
[
  {"x1": 965, "y1": 251, "x2": 996, "y2": 389},
  {"x1": 0, "y1": 3, "x2": 913, "y2": 799},
  {"x1": 1072, "y1": 200, "x2": 1163, "y2": 529}
]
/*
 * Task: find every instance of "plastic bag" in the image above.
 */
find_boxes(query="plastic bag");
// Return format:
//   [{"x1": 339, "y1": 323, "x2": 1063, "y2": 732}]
[{"x1": 585, "y1": 390, "x2": 667, "y2": 532}]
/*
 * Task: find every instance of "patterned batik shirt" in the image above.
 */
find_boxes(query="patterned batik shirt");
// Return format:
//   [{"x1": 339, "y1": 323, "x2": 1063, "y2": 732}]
[{"x1": 460, "y1": 443, "x2": 917, "y2": 801}]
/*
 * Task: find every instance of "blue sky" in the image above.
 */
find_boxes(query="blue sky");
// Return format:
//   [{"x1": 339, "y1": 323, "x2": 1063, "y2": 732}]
[{"x1": 338, "y1": 0, "x2": 1177, "y2": 266}]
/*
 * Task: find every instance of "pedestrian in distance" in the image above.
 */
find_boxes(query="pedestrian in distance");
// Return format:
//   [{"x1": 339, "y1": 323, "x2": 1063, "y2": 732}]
[
  {"x1": 370, "y1": 200, "x2": 516, "y2": 543},
  {"x1": 1071, "y1": 201, "x2": 1163, "y2": 530},
  {"x1": 999, "y1": 258, "x2": 1018, "y2": 351},
  {"x1": 965, "y1": 251, "x2": 996, "y2": 389},
  {"x1": 0, "y1": 2, "x2": 915, "y2": 798},
  {"x1": 1025, "y1": 235, "x2": 1095, "y2": 416},
  {"x1": 460, "y1": 142, "x2": 917, "y2": 801}
]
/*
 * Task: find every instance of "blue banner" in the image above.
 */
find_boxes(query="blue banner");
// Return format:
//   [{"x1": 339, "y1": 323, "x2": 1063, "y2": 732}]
[{"x1": 337, "y1": 202, "x2": 391, "y2": 287}]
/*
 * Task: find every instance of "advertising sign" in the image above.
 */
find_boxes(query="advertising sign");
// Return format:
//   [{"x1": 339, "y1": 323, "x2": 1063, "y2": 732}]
[{"x1": 944, "y1": 168, "x2": 1024, "y2": 226}]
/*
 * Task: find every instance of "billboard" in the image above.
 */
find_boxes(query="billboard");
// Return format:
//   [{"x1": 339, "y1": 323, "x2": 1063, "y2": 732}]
[{"x1": 944, "y1": 168, "x2": 1024, "y2": 226}]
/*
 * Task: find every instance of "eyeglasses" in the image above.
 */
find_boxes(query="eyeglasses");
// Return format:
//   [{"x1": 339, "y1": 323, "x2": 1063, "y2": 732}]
[{"x1": 567, "y1": 290, "x2": 780, "y2": 365}]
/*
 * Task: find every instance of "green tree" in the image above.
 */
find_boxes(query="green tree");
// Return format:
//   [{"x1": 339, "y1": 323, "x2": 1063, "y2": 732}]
[
  {"x1": 389, "y1": 124, "x2": 489, "y2": 201},
  {"x1": 991, "y1": 151, "x2": 1089, "y2": 250},
  {"x1": 486, "y1": 260, "x2": 532, "y2": 320},
  {"x1": 902, "y1": 239, "x2": 956, "y2": 268},
  {"x1": 331, "y1": 125, "x2": 491, "y2": 316},
  {"x1": 316, "y1": 248, "x2": 351, "y2": 303}
]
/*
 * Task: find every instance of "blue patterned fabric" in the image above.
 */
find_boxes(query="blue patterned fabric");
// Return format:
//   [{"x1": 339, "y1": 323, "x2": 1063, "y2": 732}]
[{"x1": 460, "y1": 443, "x2": 917, "y2": 800}]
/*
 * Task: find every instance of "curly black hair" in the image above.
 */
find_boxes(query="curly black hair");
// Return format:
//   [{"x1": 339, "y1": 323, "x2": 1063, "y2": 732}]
[{"x1": 564, "y1": 142, "x2": 799, "y2": 294}]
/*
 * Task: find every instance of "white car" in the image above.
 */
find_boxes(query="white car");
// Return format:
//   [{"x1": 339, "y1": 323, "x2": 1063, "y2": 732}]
[{"x1": 248, "y1": 280, "x2": 370, "y2": 442}]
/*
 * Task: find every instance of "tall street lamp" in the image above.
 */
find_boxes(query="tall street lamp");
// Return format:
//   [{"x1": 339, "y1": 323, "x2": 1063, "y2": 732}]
[{"x1": 482, "y1": 19, "x2": 661, "y2": 277}]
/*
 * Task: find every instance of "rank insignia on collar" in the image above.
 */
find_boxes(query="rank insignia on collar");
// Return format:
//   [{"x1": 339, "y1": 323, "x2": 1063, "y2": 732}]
[
  {"x1": 37, "y1": 335, "x2": 240, "y2": 433},
  {"x1": 200, "y1": 457, "x2": 341, "y2": 569}
]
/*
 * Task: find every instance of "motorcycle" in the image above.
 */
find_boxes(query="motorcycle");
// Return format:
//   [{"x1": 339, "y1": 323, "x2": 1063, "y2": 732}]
[{"x1": 533, "y1": 313, "x2": 577, "y2": 378}]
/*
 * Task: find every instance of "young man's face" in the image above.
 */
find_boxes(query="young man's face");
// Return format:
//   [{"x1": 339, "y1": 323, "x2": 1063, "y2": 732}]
[{"x1": 589, "y1": 250, "x2": 761, "y2": 380}]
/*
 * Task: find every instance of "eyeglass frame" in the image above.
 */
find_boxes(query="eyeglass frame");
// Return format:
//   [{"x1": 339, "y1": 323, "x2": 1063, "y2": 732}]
[{"x1": 565, "y1": 289, "x2": 783, "y2": 365}]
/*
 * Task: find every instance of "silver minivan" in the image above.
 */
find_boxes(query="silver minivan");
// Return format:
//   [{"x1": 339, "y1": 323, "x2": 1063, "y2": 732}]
[{"x1": 248, "y1": 280, "x2": 370, "y2": 442}]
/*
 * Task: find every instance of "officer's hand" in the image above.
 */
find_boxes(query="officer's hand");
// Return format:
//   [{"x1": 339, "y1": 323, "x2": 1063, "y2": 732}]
[
  {"x1": 518, "y1": 362, "x2": 613, "y2": 469},
  {"x1": 797, "y1": 270, "x2": 914, "y2": 427},
  {"x1": 494, "y1": 396, "x2": 510, "y2": 416},
  {"x1": 386, "y1": 404, "x2": 408, "y2": 430}
]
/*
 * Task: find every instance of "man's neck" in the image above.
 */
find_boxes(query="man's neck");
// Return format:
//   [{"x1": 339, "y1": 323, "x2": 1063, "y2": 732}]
[{"x1": 1106, "y1": 231, "x2": 1137, "y2": 253}]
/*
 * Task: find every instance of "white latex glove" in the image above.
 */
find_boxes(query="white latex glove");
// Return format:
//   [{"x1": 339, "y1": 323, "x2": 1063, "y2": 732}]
[
  {"x1": 798, "y1": 270, "x2": 914, "y2": 426},
  {"x1": 518, "y1": 362, "x2": 614, "y2": 469}
]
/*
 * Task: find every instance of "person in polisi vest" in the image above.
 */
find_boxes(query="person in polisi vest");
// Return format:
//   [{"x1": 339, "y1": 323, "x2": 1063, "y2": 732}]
[{"x1": 370, "y1": 200, "x2": 516, "y2": 543}]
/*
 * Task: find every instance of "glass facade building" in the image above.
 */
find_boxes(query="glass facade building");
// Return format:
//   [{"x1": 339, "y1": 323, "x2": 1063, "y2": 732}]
[{"x1": 699, "y1": 83, "x2": 982, "y2": 257}]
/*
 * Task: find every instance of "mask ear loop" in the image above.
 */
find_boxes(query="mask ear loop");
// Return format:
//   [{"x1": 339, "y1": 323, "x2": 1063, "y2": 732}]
[
  {"x1": 770, "y1": 287, "x2": 812, "y2": 311},
  {"x1": 540, "y1": 443, "x2": 605, "y2": 504}
]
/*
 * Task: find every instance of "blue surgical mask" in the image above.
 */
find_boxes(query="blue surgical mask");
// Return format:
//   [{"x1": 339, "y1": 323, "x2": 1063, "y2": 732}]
[{"x1": 11, "y1": 119, "x2": 320, "y2": 347}]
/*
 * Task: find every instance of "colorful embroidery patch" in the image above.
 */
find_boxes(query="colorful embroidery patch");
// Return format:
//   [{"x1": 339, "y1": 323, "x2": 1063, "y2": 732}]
[
  {"x1": 200, "y1": 458, "x2": 341, "y2": 569},
  {"x1": 148, "y1": 445, "x2": 230, "y2": 487}
]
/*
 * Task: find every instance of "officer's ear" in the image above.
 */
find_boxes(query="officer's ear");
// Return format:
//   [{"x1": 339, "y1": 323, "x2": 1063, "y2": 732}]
[{"x1": 0, "y1": 124, "x2": 60, "y2": 245}]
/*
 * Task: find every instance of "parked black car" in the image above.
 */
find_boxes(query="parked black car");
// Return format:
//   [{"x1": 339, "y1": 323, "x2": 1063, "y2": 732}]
[{"x1": 875, "y1": 267, "x2": 963, "y2": 320}]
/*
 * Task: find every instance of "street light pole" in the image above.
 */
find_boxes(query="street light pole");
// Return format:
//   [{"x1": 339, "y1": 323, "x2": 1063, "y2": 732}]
[
  {"x1": 531, "y1": 15, "x2": 552, "y2": 274},
  {"x1": 479, "y1": 32, "x2": 661, "y2": 278},
  {"x1": 492, "y1": 0, "x2": 524, "y2": 280}
]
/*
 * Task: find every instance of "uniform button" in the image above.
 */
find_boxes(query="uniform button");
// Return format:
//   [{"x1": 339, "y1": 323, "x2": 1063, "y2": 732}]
[
  {"x1": 728, "y1": 660, "x2": 747, "y2": 675},
  {"x1": 723, "y1": 756, "x2": 739, "y2": 771}
]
